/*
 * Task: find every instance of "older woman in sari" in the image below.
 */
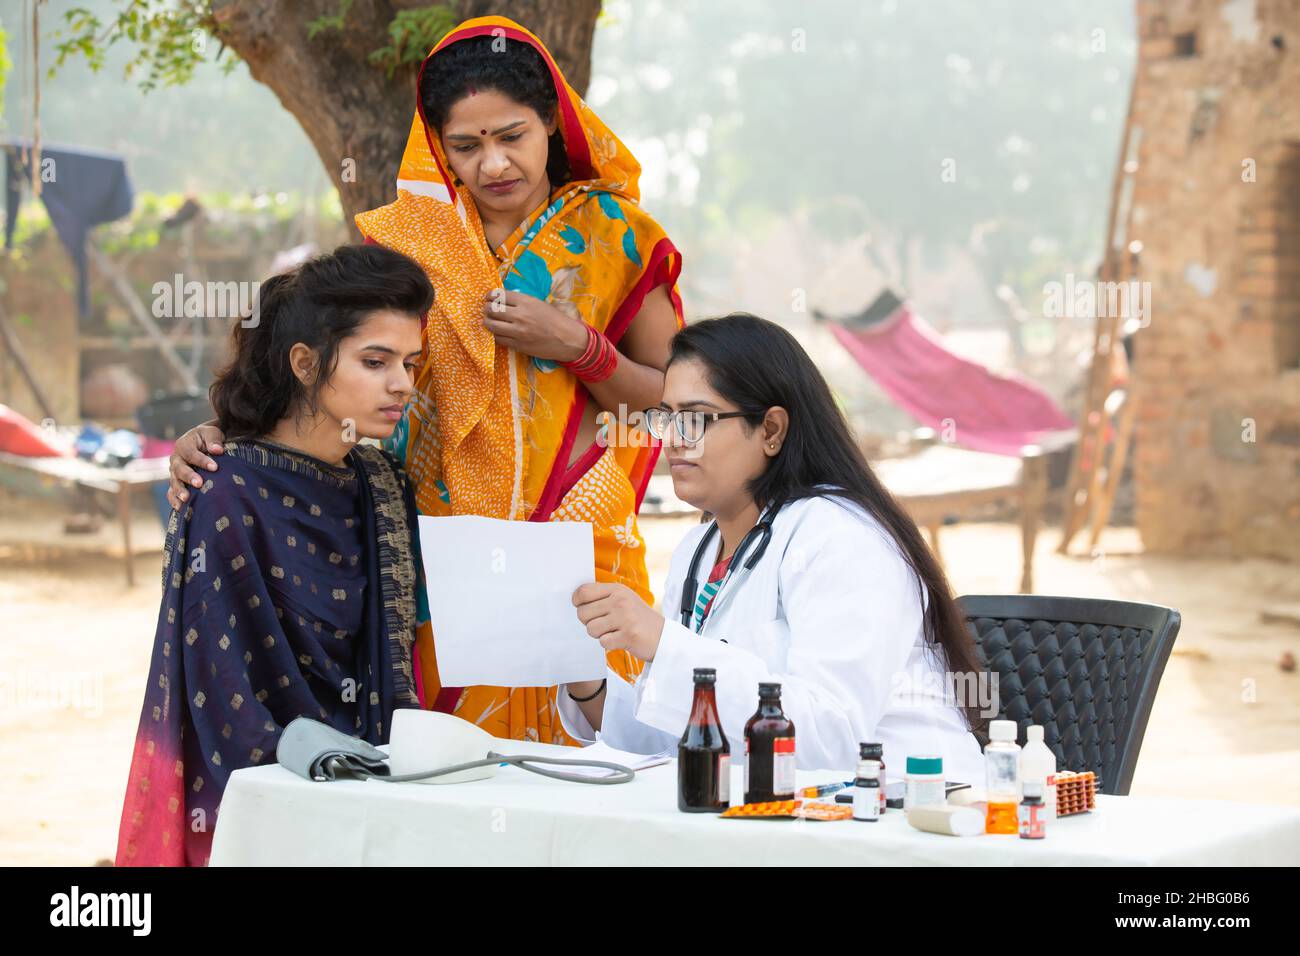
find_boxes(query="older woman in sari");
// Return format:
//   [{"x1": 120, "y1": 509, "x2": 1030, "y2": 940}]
[{"x1": 166, "y1": 16, "x2": 684, "y2": 744}]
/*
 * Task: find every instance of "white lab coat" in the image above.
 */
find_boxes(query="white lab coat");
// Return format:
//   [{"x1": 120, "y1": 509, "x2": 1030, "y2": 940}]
[{"x1": 558, "y1": 491, "x2": 987, "y2": 784}]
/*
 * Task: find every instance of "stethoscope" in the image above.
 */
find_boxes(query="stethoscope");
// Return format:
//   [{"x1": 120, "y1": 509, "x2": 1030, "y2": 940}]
[{"x1": 679, "y1": 498, "x2": 786, "y2": 631}]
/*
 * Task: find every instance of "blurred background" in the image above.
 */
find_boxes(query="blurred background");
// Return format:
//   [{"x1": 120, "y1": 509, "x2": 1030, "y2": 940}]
[{"x1": 0, "y1": 0, "x2": 1296, "y2": 864}]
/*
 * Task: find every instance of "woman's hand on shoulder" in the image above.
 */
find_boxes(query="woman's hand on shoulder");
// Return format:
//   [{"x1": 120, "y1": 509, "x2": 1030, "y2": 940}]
[
  {"x1": 167, "y1": 421, "x2": 227, "y2": 510},
  {"x1": 572, "y1": 582, "x2": 665, "y2": 662}
]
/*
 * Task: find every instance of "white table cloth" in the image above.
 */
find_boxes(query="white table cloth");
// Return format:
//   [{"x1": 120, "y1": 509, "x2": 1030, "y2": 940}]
[{"x1": 210, "y1": 739, "x2": 1300, "y2": 866}]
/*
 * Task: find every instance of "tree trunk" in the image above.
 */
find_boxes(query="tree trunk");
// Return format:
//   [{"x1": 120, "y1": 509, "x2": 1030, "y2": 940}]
[{"x1": 209, "y1": 0, "x2": 602, "y2": 238}]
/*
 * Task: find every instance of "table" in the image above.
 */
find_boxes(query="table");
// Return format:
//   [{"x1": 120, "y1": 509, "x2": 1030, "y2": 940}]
[
  {"x1": 0, "y1": 451, "x2": 170, "y2": 586},
  {"x1": 210, "y1": 739, "x2": 1300, "y2": 866}
]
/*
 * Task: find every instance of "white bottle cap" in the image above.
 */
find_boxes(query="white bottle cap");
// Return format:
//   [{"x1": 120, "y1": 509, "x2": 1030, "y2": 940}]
[
  {"x1": 990, "y1": 719, "x2": 1018, "y2": 742},
  {"x1": 1027, "y1": 725, "x2": 1044, "y2": 743}
]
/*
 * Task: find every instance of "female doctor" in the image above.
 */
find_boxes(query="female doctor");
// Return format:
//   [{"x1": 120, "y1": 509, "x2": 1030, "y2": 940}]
[{"x1": 565, "y1": 313, "x2": 987, "y2": 783}]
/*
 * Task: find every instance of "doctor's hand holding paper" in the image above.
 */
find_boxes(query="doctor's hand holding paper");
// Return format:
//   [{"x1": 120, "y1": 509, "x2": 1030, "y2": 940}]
[
  {"x1": 564, "y1": 313, "x2": 989, "y2": 783},
  {"x1": 572, "y1": 581, "x2": 667, "y2": 662}
]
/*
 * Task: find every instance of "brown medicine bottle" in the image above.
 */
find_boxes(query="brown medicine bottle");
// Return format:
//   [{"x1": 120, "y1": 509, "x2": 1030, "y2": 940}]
[
  {"x1": 744, "y1": 682, "x2": 796, "y2": 803},
  {"x1": 860, "y1": 742, "x2": 886, "y2": 815},
  {"x1": 678, "y1": 668, "x2": 731, "y2": 812}
]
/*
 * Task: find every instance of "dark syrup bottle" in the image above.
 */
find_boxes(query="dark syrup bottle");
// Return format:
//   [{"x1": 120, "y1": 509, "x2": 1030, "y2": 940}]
[
  {"x1": 744, "y1": 682, "x2": 796, "y2": 803},
  {"x1": 678, "y1": 668, "x2": 731, "y2": 812}
]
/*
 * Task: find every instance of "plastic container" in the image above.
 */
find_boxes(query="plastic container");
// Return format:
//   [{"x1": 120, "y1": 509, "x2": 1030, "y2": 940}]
[
  {"x1": 984, "y1": 719, "x2": 1021, "y2": 834},
  {"x1": 904, "y1": 754, "x2": 945, "y2": 811},
  {"x1": 1019, "y1": 725, "x2": 1057, "y2": 819}
]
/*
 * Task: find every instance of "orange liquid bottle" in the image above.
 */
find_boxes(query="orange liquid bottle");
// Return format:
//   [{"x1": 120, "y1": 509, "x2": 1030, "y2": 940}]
[
  {"x1": 984, "y1": 719, "x2": 1022, "y2": 834},
  {"x1": 985, "y1": 800, "x2": 1019, "y2": 834}
]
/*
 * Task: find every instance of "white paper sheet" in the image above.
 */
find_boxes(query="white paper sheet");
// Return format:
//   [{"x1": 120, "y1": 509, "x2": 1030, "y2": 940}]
[{"x1": 417, "y1": 515, "x2": 605, "y2": 685}]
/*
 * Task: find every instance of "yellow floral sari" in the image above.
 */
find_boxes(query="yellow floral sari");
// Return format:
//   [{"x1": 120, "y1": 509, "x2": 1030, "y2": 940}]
[{"x1": 355, "y1": 16, "x2": 684, "y2": 744}]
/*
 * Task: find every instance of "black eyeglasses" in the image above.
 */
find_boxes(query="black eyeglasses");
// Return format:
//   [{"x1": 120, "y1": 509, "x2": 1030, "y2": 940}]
[{"x1": 642, "y1": 408, "x2": 749, "y2": 444}]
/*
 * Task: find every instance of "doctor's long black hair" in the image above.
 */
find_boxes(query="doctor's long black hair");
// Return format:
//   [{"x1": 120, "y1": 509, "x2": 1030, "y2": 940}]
[{"x1": 668, "y1": 313, "x2": 988, "y2": 737}]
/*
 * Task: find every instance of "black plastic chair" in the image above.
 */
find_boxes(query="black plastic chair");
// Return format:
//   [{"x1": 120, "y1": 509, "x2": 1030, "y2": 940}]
[{"x1": 957, "y1": 594, "x2": 1181, "y2": 795}]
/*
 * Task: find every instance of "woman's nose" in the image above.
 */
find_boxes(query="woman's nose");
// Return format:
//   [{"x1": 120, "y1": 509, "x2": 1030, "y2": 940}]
[
  {"x1": 665, "y1": 428, "x2": 691, "y2": 452},
  {"x1": 482, "y1": 147, "x2": 511, "y2": 177}
]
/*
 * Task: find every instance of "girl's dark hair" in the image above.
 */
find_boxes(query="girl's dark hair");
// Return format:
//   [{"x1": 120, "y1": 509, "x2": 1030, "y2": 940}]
[
  {"x1": 210, "y1": 244, "x2": 434, "y2": 439},
  {"x1": 669, "y1": 313, "x2": 988, "y2": 736},
  {"x1": 419, "y1": 35, "x2": 571, "y2": 187}
]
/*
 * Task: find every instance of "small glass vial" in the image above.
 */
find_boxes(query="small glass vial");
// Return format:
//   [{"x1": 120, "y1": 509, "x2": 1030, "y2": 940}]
[
  {"x1": 852, "y1": 759, "x2": 881, "y2": 822},
  {"x1": 860, "y1": 742, "x2": 886, "y2": 815},
  {"x1": 1018, "y1": 780, "x2": 1046, "y2": 839}
]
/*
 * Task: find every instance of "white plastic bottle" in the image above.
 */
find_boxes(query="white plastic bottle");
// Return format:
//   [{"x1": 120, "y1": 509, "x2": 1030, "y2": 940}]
[{"x1": 1020, "y1": 725, "x2": 1057, "y2": 819}]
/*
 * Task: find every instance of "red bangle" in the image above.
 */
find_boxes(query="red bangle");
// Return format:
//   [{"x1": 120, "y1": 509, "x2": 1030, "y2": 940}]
[
  {"x1": 567, "y1": 325, "x2": 600, "y2": 369},
  {"x1": 563, "y1": 325, "x2": 619, "y2": 383},
  {"x1": 578, "y1": 337, "x2": 618, "y2": 382}
]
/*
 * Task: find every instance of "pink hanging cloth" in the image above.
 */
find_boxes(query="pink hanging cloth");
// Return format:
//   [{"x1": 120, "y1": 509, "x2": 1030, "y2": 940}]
[{"x1": 824, "y1": 292, "x2": 1075, "y2": 457}]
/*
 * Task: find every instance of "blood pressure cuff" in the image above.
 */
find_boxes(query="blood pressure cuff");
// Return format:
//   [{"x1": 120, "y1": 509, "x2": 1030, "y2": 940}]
[{"x1": 277, "y1": 717, "x2": 390, "y2": 781}]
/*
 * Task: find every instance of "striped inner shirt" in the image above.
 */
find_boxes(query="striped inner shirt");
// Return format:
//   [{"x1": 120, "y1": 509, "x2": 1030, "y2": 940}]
[{"x1": 692, "y1": 552, "x2": 734, "y2": 631}]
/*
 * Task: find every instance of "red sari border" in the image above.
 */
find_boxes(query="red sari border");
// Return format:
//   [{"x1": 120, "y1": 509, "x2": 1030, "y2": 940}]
[{"x1": 530, "y1": 235, "x2": 683, "y2": 523}]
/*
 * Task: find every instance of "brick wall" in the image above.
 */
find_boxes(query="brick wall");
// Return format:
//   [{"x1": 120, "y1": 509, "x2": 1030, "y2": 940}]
[{"x1": 1131, "y1": 0, "x2": 1300, "y2": 560}]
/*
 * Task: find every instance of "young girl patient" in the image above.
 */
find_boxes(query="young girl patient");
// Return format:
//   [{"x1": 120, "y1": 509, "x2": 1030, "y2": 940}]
[{"x1": 116, "y1": 244, "x2": 434, "y2": 866}]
